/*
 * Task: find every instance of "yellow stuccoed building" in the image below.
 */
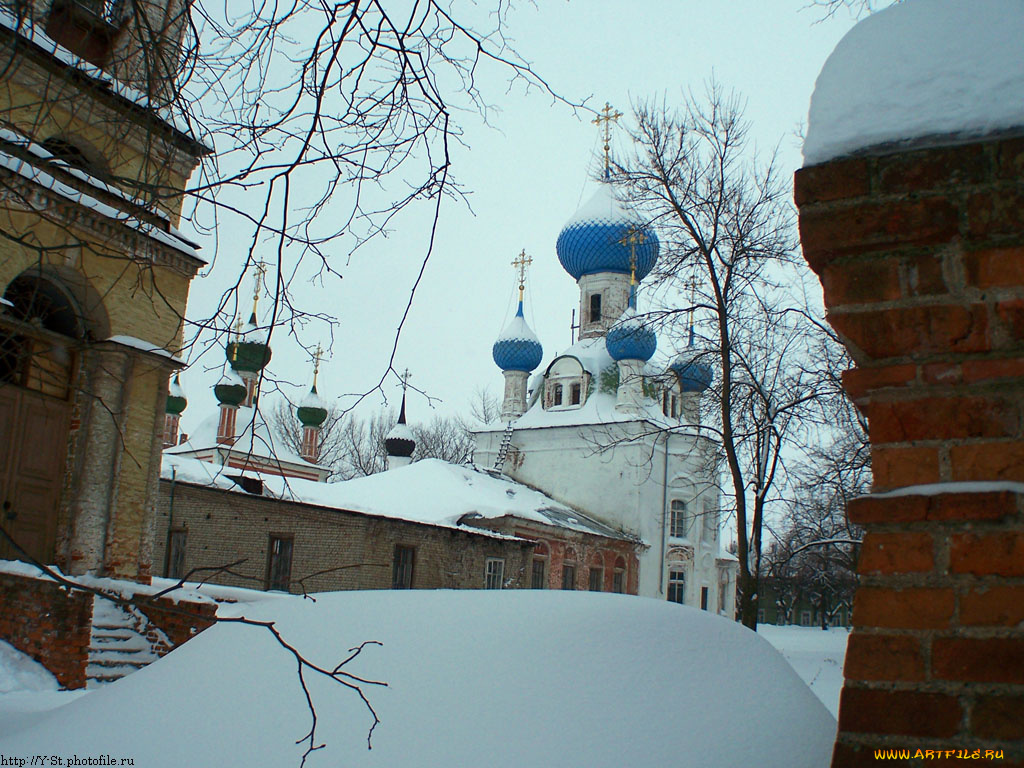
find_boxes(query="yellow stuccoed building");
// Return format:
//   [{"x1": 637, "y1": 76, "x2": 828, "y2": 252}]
[{"x1": 0, "y1": 0, "x2": 208, "y2": 581}]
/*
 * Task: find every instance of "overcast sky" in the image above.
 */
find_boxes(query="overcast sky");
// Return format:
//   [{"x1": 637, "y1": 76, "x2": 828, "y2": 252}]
[{"x1": 177, "y1": 1, "x2": 860, "y2": 435}]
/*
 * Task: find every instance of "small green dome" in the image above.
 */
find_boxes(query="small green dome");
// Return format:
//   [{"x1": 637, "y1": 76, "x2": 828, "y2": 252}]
[
  {"x1": 226, "y1": 314, "x2": 271, "y2": 373},
  {"x1": 166, "y1": 374, "x2": 187, "y2": 415},
  {"x1": 297, "y1": 384, "x2": 328, "y2": 427},
  {"x1": 226, "y1": 340, "x2": 271, "y2": 373},
  {"x1": 214, "y1": 370, "x2": 246, "y2": 406}
]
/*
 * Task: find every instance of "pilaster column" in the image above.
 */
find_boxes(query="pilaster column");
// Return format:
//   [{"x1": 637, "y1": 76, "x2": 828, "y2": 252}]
[{"x1": 796, "y1": 136, "x2": 1024, "y2": 766}]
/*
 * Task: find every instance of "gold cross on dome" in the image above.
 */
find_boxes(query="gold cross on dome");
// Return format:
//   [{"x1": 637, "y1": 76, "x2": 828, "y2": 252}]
[
  {"x1": 619, "y1": 228, "x2": 646, "y2": 284},
  {"x1": 511, "y1": 249, "x2": 532, "y2": 299},
  {"x1": 592, "y1": 102, "x2": 622, "y2": 175},
  {"x1": 251, "y1": 260, "x2": 267, "y2": 316},
  {"x1": 312, "y1": 344, "x2": 323, "y2": 387}
]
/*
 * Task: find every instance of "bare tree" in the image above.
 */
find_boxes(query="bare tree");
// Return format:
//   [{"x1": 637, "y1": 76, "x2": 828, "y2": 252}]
[
  {"x1": 271, "y1": 400, "x2": 475, "y2": 479},
  {"x1": 808, "y1": 0, "x2": 899, "y2": 19},
  {"x1": 614, "y1": 85, "x2": 832, "y2": 630}
]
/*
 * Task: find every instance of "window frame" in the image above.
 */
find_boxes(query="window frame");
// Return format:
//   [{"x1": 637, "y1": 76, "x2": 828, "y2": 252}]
[
  {"x1": 266, "y1": 534, "x2": 294, "y2": 592},
  {"x1": 588, "y1": 566, "x2": 604, "y2": 592},
  {"x1": 589, "y1": 292, "x2": 601, "y2": 323},
  {"x1": 667, "y1": 569, "x2": 686, "y2": 604},
  {"x1": 392, "y1": 544, "x2": 415, "y2": 589},
  {"x1": 530, "y1": 557, "x2": 547, "y2": 589},
  {"x1": 561, "y1": 563, "x2": 577, "y2": 590},
  {"x1": 485, "y1": 557, "x2": 505, "y2": 589},
  {"x1": 669, "y1": 499, "x2": 687, "y2": 539}
]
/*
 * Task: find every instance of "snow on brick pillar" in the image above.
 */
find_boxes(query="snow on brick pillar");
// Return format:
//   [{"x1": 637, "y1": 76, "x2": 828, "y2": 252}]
[
  {"x1": 797, "y1": 136, "x2": 1024, "y2": 767},
  {"x1": 216, "y1": 405, "x2": 237, "y2": 446}
]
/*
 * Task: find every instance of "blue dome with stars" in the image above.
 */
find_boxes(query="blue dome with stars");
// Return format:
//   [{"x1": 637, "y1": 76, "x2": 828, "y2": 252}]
[
  {"x1": 493, "y1": 301, "x2": 543, "y2": 372},
  {"x1": 556, "y1": 185, "x2": 659, "y2": 281},
  {"x1": 606, "y1": 287, "x2": 656, "y2": 362},
  {"x1": 670, "y1": 350, "x2": 713, "y2": 392}
]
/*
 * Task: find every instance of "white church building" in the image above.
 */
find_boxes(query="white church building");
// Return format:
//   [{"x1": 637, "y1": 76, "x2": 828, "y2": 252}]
[{"x1": 474, "y1": 181, "x2": 738, "y2": 614}]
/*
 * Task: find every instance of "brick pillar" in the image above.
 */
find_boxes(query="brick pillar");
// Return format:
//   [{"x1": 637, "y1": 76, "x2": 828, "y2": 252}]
[{"x1": 796, "y1": 138, "x2": 1024, "y2": 766}]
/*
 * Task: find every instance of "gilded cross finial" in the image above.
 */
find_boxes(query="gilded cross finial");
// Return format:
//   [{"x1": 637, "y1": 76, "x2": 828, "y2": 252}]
[
  {"x1": 592, "y1": 102, "x2": 622, "y2": 177},
  {"x1": 230, "y1": 317, "x2": 242, "y2": 362},
  {"x1": 511, "y1": 249, "x2": 532, "y2": 301},
  {"x1": 312, "y1": 344, "x2": 323, "y2": 388},
  {"x1": 619, "y1": 228, "x2": 645, "y2": 285},
  {"x1": 252, "y1": 260, "x2": 267, "y2": 317}
]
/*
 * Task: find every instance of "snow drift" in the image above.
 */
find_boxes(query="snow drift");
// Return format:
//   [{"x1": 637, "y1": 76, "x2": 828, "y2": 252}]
[{"x1": 1, "y1": 590, "x2": 835, "y2": 767}]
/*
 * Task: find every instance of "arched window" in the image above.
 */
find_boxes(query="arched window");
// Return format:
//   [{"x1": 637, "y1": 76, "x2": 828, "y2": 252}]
[
  {"x1": 669, "y1": 499, "x2": 687, "y2": 538},
  {"x1": 589, "y1": 293, "x2": 601, "y2": 322},
  {"x1": 552, "y1": 383, "x2": 563, "y2": 405},
  {"x1": 588, "y1": 552, "x2": 604, "y2": 592},
  {"x1": 531, "y1": 540, "x2": 549, "y2": 589},
  {"x1": 1, "y1": 275, "x2": 82, "y2": 398}
]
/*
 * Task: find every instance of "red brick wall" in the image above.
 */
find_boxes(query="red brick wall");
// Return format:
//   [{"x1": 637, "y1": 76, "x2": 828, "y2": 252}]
[
  {"x1": 797, "y1": 137, "x2": 1024, "y2": 766},
  {"x1": 133, "y1": 595, "x2": 217, "y2": 652},
  {"x1": 0, "y1": 571, "x2": 92, "y2": 689}
]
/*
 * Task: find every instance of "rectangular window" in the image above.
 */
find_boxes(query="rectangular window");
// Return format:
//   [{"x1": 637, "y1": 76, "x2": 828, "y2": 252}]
[
  {"x1": 588, "y1": 567, "x2": 603, "y2": 592},
  {"x1": 701, "y1": 586, "x2": 709, "y2": 611},
  {"x1": 392, "y1": 545, "x2": 415, "y2": 589},
  {"x1": 667, "y1": 570, "x2": 685, "y2": 604},
  {"x1": 570, "y1": 382, "x2": 582, "y2": 405},
  {"x1": 800, "y1": 610, "x2": 812, "y2": 627},
  {"x1": 561, "y1": 564, "x2": 576, "y2": 590},
  {"x1": 267, "y1": 535, "x2": 294, "y2": 592},
  {"x1": 612, "y1": 569, "x2": 625, "y2": 594},
  {"x1": 670, "y1": 500, "x2": 687, "y2": 538},
  {"x1": 167, "y1": 529, "x2": 187, "y2": 580},
  {"x1": 589, "y1": 293, "x2": 601, "y2": 322},
  {"x1": 485, "y1": 558, "x2": 505, "y2": 589},
  {"x1": 552, "y1": 383, "x2": 563, "y2": 406},
  {"x1": 531, "y1": 558, "x2": 546, "y2": 589}
]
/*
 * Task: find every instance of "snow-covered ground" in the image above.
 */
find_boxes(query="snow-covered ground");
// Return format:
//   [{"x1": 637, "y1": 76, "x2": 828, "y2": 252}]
[
  {"x1": 760, "y1": 624, "x2": 849, "y2": 718},
  {"x1": 0, "y1": 590, "x2": 841, "y2": 767}
]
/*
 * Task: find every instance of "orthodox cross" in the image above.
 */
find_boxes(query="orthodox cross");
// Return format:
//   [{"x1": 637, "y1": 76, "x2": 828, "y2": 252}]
[
  {"x1": 251, "y1": 259, "x2": 267, "y2": 317},
  {"x1": 512, "y1": 249, "x2": 532, "y2": 301},
  {"x1": 683, "y1": 274, "x2": 700, "y2": 346},
  {"x1": 619, "y1": 228, "x2": 646, "y2": 285},
  {"x1": 399, "y1": 367, "x2": 412, "y2": 394},
  {"x1": 311, "y1": 344, "x2": 323, "y2": 388},
  {"x1": 592, "y1": 102, "x2": 622, "y2": 177},
  {"x1": 230, "y1": 316, "x2": 243, "y2": 362}
]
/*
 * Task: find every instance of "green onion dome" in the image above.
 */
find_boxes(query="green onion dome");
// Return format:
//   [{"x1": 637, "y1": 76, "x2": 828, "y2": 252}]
[
  {"x1": 165, "y1": 374, "x2": 187, "y2": 415},
  {"x1": 226, "y1": 315, "x2": 272, "y2": 373},
  {"x1": 296, "y1": 384, "x2": 329, "y2": 428},
  {"x1": 214, "y1": 368, "x2": 247, "y2": 406}
]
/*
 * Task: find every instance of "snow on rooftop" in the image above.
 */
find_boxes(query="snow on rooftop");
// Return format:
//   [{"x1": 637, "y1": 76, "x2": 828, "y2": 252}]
[
  {"x1": 106, "y1": 335, "x2": 184, "y2": 363},
  {"x1": 0, "y1": 149, "x2": 204, "y2": 261},
  {"x1": 0, "y1": 10, "x2": 207, "y2": 147},
  {"x1": 0, "y1": 590, "x2": 836, "y2": 766},
  {"x1": 161, "y1": 453, "x2": 626, "y2": 541},
  {"x1": 803, "y1": 0, "x2": 1024, "y2": 165}
]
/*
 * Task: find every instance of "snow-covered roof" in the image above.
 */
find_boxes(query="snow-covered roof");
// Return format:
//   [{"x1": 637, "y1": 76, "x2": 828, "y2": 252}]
[
  {"x1": 106, "y1": 335, "x2": 184, "y2": 363},
  {"x1": 803, "y1": 0, "x2": 1024, "y2": 165},
  {"x1": 161, "y1": 454, "x2": 632, "y2": 542},
  {"x1": 0, "y1": 10, "x2": 209, "y2": 150},
  {"x1": 166, "y1": 409, "x2": 319, "y2": 472},
  {"x1": 0, "y1": 149, "x2": 204, "y2": 262}
]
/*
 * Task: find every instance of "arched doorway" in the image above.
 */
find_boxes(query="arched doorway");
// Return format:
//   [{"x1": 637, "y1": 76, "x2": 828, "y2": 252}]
[{"x1": 0, "y1": 274, "x2": 81, "y2": 563}]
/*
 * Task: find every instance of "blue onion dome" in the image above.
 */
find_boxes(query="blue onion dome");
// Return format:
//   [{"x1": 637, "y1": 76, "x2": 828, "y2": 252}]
[
  {"x1": 606, "y1": 287, "x2": 657, "y2": 362},
  {"x1": 385, "y1": 394, "x2": 416, "y2": 458},
  {"x1": 556, "y1": 185, "x2": 659, "y2": 281},
  {"x1": 166, "y1": 373, "x2": 187, "y2": 415},
  {"x1": 670, "y1": 350, "x2": 713, "y2": 392},
  {"x1": 226, "y1": 313, "x2": 272, "y2": 373},
  {"x1": 492, "y1": 301, "x2": 543, "y2": 372},
  {"x1": 214, "y1": 367, "x2": 247, "y2": 406},
  {"x1": 296, "y1": 384, "x2": 328, "y2": 428}
]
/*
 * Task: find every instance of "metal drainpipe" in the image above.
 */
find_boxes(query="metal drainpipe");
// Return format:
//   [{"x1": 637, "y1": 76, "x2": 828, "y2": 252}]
[
  {"x1": 658, "y1": 429, "x2": 670, "y2": 595},
  {"x1": 163, "y1": 467, "x2": 177, "y2": 577}
]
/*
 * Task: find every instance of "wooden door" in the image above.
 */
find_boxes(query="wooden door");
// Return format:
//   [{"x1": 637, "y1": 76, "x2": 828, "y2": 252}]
[{"x1": 0, "y1": 385, "x2": 70, "y2": 563}]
